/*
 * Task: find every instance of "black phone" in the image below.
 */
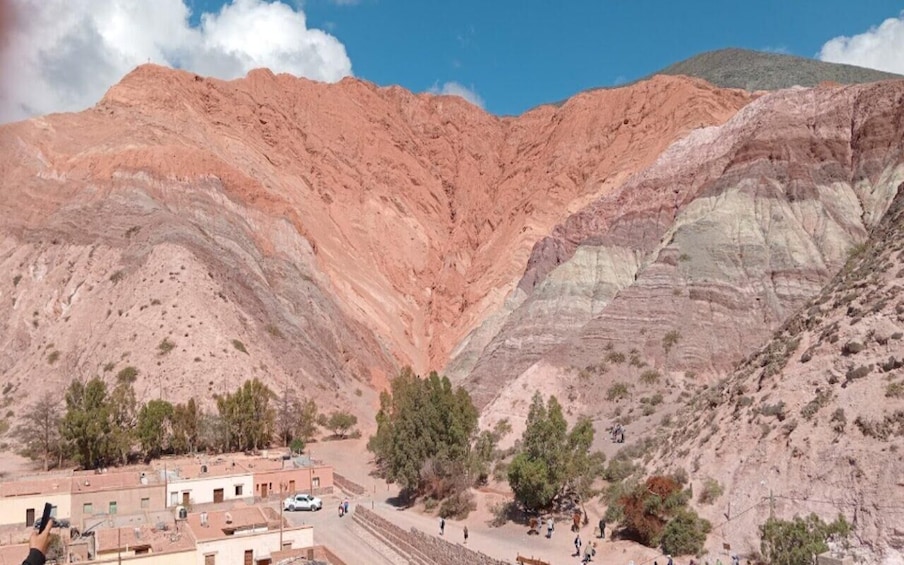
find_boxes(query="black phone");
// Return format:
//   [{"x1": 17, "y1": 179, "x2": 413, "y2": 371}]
[{"x1": 35, "y1": 503, "x2": 52, "y2": 533}]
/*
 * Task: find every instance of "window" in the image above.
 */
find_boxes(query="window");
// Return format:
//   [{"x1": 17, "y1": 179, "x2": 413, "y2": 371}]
[
  {"x1": 140, "y1": 497, "x2": 150, "y2": 509},
  {"x1": 243, "y1": 549, "x2": 253, "y2": 565},
  {"x1": 235, "y1": 485, "x2": 243, "y2": 496},
  {"x1": 170, "y1": 492, "x2": 178, "y2": 506},
  {"x1": 109, "y1": 501, "x2": 117, "y2": 515},
  {"x1": 25, "y1": 508, "x2": 35, "y2": 527},
  {"x1": 50, "y1": 506, "x2": 57, "y2": 518},
  {"x1": 83, "y1": 503, "x2": 93, "y2": 515},
  {"x1": 204, "y1": 554, "x2": 216, "y2": 565},
  {"x1": 312, "y1": 477, "x2": 320, "y2": 488}
]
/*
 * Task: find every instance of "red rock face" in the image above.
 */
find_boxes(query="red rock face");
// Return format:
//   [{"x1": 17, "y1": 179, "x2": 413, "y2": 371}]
[{"x1": 0, "y1": 66, "x2": 752, "y2": 414}]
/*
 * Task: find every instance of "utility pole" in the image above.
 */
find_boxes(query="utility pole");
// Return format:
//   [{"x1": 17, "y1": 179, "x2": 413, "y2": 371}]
[{"x1": 279, "y1": 482, "x2": 285, "y2": 549}]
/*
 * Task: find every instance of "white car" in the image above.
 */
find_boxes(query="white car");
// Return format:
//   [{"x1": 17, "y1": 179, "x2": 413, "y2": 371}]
[{"x1": 283, "y1": 493, "x2": 322, "y2": 512}]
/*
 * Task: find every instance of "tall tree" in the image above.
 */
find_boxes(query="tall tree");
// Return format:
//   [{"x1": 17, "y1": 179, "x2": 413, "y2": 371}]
[
  {"x1": 508, "y1": 393, "x2": 605, "y2": 511},
  {"x1": 368, "y1": 368, "x2": 478, "y2": 495},
  {"x1": 137, "y1": 399, "x2": 174, "y2": 459},
  {"x1": 216, "y1": 378, "x2": 275, "y2": 451},
  {"x1": 325, "y1": 410, "x2": 358, "y2": 439},
  {"x1": 14, "y1": 393, "x2": 64, "y2": 471},
  {"x1": 171, "y1": 398, "x2": 200, "y2": 454},
  {"x1": 108, "y1": 382, "x2": 137, "y2": 464},
  {"x1": 61, "y1": 378, "x2": 113, "y2": 469}
]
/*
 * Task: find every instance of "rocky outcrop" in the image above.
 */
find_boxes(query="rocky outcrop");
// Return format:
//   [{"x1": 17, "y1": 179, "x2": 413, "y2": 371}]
[{"x1": 463, "y1": 80, "x2": 904, "y2": 412}]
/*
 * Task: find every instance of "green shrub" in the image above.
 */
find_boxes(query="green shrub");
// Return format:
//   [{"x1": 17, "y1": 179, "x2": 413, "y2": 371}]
[
  {"x1": 606, "y1": 382, "x2": 630, "y2": 401},
  {"x1": 116, "y1": 366, "x2": 139, "y2": 384},
  {"x1": 232, "y1": 339, "x2": 248, "y2": 354},
  {"x1": 760, "y1": 401, "x2": 787, "y2": 421},
  {"x1": 845, "y1": 365, "x2": 872, "y2": 381},
  {"x1": 841, "y1": 341, "x2": 865, "y2": 356},
  {"x1": 47, "y1": 351, "x2": 60, "y2": 364},
  {"x1": 109, "y1": 270, "x2": 124, "y2": 284},
  {"x1": 606, "y1": 351, "x2": 626, "y2": 364},
  {"x1": 103, "y1": 362, "x2": 116, "y2": 373},
  {"x1": 830, "y1": 408, "x2": 847, "y2": 433},
  {"x1": 438, "y1": 490, "x2": 475, "y2": 519},
  {"x1": 698, "y1": 477, "x2": 724, "y2": 505},
  {"x1": 760, "y1": 514, "x2": 850, "y2": 565},
  {"x1": 887, "y1": 381, "x2": 904, "y2": 398}
]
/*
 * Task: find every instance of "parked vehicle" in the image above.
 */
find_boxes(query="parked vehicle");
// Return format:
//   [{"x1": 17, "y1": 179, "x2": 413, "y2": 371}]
[{"x1": 283, "y1": 493, "x2": 323, "y2": 511}]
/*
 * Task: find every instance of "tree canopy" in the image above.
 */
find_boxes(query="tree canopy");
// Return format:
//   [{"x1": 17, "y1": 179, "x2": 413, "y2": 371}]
[
  {"x1": 367, "y1": 368, "x2": 478, "y2": 495},
  {"x1": 507, "y1": 392, "x2": 605, "y2": 511}
]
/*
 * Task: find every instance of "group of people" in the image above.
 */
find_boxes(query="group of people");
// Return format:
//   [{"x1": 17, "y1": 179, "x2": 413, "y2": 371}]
[
  {"x1": 438, "y1": 517, "x2": 467, "y2": 543},
  {"x1": 337, "y1": 498, "x2": 350, "y2": 517}
]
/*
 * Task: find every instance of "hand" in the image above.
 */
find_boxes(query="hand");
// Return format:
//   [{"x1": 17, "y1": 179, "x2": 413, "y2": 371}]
[{"x1": 29, "y1": 519, "x2": 54, "y2": 556}]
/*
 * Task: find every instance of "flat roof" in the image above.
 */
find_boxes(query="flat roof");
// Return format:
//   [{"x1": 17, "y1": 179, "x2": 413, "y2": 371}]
[
  {"x1": 0, "y1": 477, "x2": 71, "y2": 498},
  {"x1": 95, "y1": 524, "x2": 196, "y2": 554},
  {"x1": 185, "y1": 507, "x2": 270, "y2": 542}
]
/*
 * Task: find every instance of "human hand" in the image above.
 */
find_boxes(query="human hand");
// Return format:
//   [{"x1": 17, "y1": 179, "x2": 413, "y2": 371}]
[{"x1": 29, "y1": 519, "x2": 54, "y2": 556}]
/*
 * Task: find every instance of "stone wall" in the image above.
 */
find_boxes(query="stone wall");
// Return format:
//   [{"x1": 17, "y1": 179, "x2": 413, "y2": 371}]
[
  {"x1": 333, "y1": 473, "x2": 366, "y2": 496},
  {"x1": 353, "y1": 506, "x2": 509, "y2": 565}
]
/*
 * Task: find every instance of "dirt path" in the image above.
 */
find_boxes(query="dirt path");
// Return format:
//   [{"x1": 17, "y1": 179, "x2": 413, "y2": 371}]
[{"x1": 312, "y1": 438, "x2": 670, "y2": 565}]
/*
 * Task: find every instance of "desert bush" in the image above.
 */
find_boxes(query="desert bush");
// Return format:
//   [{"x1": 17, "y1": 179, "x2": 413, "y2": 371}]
[
  {"x1": 47, "y1": 351, "x2": 60, "y2": 364},
  {"x1": 880, "y1": 356, "x2": 903, "y2": 372},
  {"x1": 641, "y1": 404, "x2": 656, "y2": 417},
  {"x1": 606, "y1": 382, "x2": 630, "y2": 401},
  {"x1": 886, "y1": 381, "x2": 904, "y2": 398},
  {"x1": 617, "y1": 475, "x2": 690, "y2": 547},
  {"x1": 116, "y1": 366, "x2": 139, "y2": 384},
  {"x1": 841, "y1": 341, "x2": 865, "y2": 356},
  {"x1": 760, "y1": 401, "x2": 787, "y2": 421},
  {"x1": 109, "y1": 270, "x2": 124, "y2": 284},
  {"x1": 800, "y1": 390, "x2": 832, "y2": 421},
  {"x1": 639, "y1": 369, "x2": 661, "y2": 385},
  {"x1": 737, "y1": 395, "x2": 754, "y2": 408},
  {"x1": 157, "y1": 338, "x2": 175, "y2": 355},
  {"x1": 830, "y1": 409, "x2": 847, "y2": 434},
  {"x1": 845, "y1": 365, "x2": 872, "y2": 381},
  {"x1": 606, "y1": 351, "x2": 626, "y2": 364},
  {"x1": 698, "y1": 477, "x2": 724, "y2": 505},
  {"x1": 232, "y1": 339, "x2": 248, "y2": 354},
  {"x1": 438, "y1": 489, "x2": 475, "y2": 519}
]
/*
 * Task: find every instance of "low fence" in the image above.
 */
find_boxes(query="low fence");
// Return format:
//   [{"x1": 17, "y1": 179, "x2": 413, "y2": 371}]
[{"x1": 333, "y1": 473, "x2": 367, "y2": 496}]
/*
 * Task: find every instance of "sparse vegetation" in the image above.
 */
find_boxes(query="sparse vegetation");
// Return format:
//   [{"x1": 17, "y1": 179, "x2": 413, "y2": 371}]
[
  {"x1": 841, "y1": 341, "x2": 865, "y2": 356},
  {"x1": 47, "y1": 351, "x2": 60, "y2": 364},
  {"x1": 886, "y1": 381, "x2": 904, "y2": 398},
  {"x1": 759, "y1": 513, "x2": 850, "y2": 565},
  {"x1": 265, "y1": 324, "x2": 284, "y2": 338},
  {"x1": 109, "y1": 270, "x2": 125, "y2": 284},
  {"x1": 760, "y1": 401, "x2": 787, "y2": 421},
  {"x1": 157, "y1": 338, "x2": 175, "y2": 355},
  {"x1": 606, "y1": 351, "x2": 626, "y2": 364},
  {"x1": 639, "y1": 369, "x2": 661, "y2": 385},
  {"x1": 606, "y1": 382, "x2": 630, "y2": 401},
  {"x1": 830, "y1": 408, "x2": 847, "y2": 434},
  {"x1": 232, "y1": 339, "x2": 248, "y2": 354},
  {"x1": 116, "y1": 366, "x2": 138, "y2": 384},
  {"x1": 845, "y1": 364, "x2": 872, "y2": 381},
  {"x1": 12, "y1": 275, "x2": 21, "y2": 286},
  {"x1": 698, "y1": 477, "x2": 724, "y2": 505}
]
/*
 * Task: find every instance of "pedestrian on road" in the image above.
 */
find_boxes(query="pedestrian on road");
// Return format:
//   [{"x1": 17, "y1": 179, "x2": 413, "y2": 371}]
[
  {"x1": 581, "y1": 541, "x2": 594, "y2": 563},
  {"x1": 598, "y1": 518, "x2": 605, "y2": 539},
  {"x1": 343, "y1": 499, "x2": 349, "y2": 515},
  {"x1": 463, "y1": 525, "x2": 469, "y2": 544},
  {"x1": 439, "y1": 517, "x2": 445, "y2": 536},
  {"x1": 338, "y1": 503, "x2": 344, "y2": 518},
  {"x1": 546, "y1": 517, "x2": 554, "y2": 539},
  {"x1": 573, "y1": 533, "x2": 582, "y2": 556},
  {"x1": 666, "y1": 555, "x2": 674, "y2": 565}
]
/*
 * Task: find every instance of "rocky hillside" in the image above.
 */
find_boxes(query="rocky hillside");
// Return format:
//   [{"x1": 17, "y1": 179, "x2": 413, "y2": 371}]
[
  {"x1": 0, "y1": 66, "x2": 752, "y2": 421},
  {"x1": 658, "y1": 48, "x2": 902, "y2": 91},
  {"x1": 643, "y1": 180, "x2": 904, "y2": 562},
  {"x1": 467, "y1": 79, "x2": 904, "y2": 414}
]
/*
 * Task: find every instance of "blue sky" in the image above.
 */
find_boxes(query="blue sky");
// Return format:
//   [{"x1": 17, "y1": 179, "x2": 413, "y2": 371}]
[
  {"x1": 192, "y1": 0, "x2": 904, "y2": 115},
  {"x1": 3, "y1": 0, "x2": 903, "y2": 122}
]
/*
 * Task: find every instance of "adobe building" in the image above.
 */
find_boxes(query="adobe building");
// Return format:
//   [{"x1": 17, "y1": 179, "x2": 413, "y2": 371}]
[
  {"x1": 246, "y1": 456, "x2": 333, "y2": 499},
  {"x1": 156, "y1": 459, "x2": 254, "y2": 507},
  {"x1": 186, "y1": 506, "x2": 314, "y2": 565},
  {"x1": 71, "y1": 469, "x2": 166, "y2": 529},
  {"x1": 0, "y1": 475, "x2": 72, "y2": 527}
]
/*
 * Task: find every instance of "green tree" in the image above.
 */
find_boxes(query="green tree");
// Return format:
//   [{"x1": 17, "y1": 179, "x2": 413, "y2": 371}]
[
  {"x1": 760, "y1": 514, "x2": 850, "y2": 565},
  {"x1": 61, "y1": 378, "x2": 114, "y2": 469},
  {"x1": 137, "y1": 399, "x2": 174, "y2": 459},
  {"x1": 325, "y1": 410, "x2": 358, "y2": 438},
  {"x1": 14, "y1": 394, "x2": 64, "y2": 471},
  {"x1": 367, "y1": 368, "x2": 478, "y2": 495},
  {"x1": 107, "y1": 382, "x2": 137, "y2": 464},
  {"x1": 277, "y1": 394, "x2": 319, "y2": 446},
  {"x1": 508, "y1": 393, "x2": 604, "y2": 511},
  {"x1": 469, "y1": 419, "x2": 511, "y2": 485},
  {"x1": 216, "y1": 378, "x2": 275, "y2": 451},
  {"x1": 171, "y1": 398, "x2": 200, "y2": 454},
  {"x1": 660, "y1": 507, "x2": 711, "y2": 556}
]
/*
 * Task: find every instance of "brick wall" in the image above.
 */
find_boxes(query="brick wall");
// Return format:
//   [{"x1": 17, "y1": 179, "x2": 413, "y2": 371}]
[{"x1": 333, "y1": 473, "x2": 366, "y2": 496}]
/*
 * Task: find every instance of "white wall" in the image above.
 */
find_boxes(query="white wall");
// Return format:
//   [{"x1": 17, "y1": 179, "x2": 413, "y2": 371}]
[
  {"x1": 196, "y1": 527, "x2": 313, "y2": 565},
  {"x1": 0, "y1": 492, "x2": 71, "y2": 526},
  {"x1": 166, "y1": 475, "x2": 254, "y2": 507}
]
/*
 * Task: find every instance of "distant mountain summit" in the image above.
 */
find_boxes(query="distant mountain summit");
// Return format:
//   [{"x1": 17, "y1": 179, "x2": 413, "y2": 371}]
[{"x1": 657, "y1": 47, "x2": 901, "y2": 91}]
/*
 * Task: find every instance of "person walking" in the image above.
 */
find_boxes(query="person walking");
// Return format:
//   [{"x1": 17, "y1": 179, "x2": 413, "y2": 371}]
[
  {"x1": 666, "y1": 555, "x2": 674, "y2": 565},
  {"x1": 581, "y1": 541, "x2": 594, "y2": 563},
  {"x1": 546, "y1": 517, "x2": 554, "y2": 539},
  {"x1": 573, "y1": 533, "x2": 582, "y2": 556},
  {"x1": 598, "y1": 518, "x2": 605, "y2": 539},
  {"x1": 439, "y1": 517, "x2": 445, "y2": 536},
  {"x1": 463, "y1": 525, "x2": 469, "y2": 544},
  {"x1": 343, "y1": 499, "x2": 349, "y2": 515},
  {"x1": 338, "y1": 502, "x2": 344, "y2": 517}
]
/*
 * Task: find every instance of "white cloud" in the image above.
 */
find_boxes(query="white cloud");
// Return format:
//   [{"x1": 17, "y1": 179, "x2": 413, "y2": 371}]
[
  {"x1": 0, "y1": 0, "x2": 352, "y2": 122},
  {"x1": 818, "y1": 12, "x2": 904, "y2": 74},
  {"x1": 428, "y1": 81, "x2": 484, "y2": 109}
]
